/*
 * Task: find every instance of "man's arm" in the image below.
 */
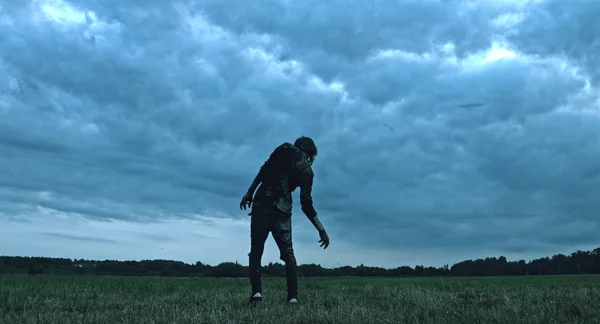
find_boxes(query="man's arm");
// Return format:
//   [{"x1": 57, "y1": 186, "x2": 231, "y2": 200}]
[
  {"x1": 298, "y1": 168, "x2": 318, "y2": 219},
  {"x1": 241, "y1": 152, "x2": 275, "y2": 211},
  {"x1": 246, "y1": 144, "x2": 287, "y2": 196},
  {"x1": 298, "y1": 168, "x2": 329, "y2": 249},
  {"x1": 308, "y1": 215, "x2": 326, "y2": 232},
  {"x1": 241, "y1": 145, "x2": 285, "y2": 210},
  {"x1": 246, "y1": 159, "x2": 269, "y2": 196}
]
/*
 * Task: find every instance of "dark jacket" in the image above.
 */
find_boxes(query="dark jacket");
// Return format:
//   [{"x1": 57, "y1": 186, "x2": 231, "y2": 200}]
[{"x1": 249, "y1": 143, "x2": 317, "y2": 219}]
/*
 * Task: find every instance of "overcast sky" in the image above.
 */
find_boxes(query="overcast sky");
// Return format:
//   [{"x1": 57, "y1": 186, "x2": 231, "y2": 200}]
[{"x1": 0, "y1": 0, "x2": 599, "y2": 268}]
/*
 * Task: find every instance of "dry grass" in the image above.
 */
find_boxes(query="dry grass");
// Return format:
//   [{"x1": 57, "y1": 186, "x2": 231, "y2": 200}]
[{"x1": 1, "y1": 275, "x2": 599, "y2": 323}]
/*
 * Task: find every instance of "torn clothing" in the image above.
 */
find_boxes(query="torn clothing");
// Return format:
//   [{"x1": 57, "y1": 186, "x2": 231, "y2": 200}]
[
  {"x1": 247, "y1": 142, "x2": 317, "y2": 219},
  {"x1": 248, "y1": 210, "x2": 297, "y2": 299}
]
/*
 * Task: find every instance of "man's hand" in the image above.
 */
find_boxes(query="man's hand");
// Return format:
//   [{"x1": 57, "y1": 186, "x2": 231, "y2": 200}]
[
  {"x1": 240, "y1": 192, "x2": 253, "y2": 210},
  {"x1": 318, "y1": 230, "x2": 329, "y2": 249},
  {"x1": 307, "y1": 215, "x2": 328, "y2": 249}
]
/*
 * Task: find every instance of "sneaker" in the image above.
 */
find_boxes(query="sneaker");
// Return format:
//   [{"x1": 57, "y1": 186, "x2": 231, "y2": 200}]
[
  {"x1": 248, "y1": 292, "x2": 263, "y2": 306},
  {"x1": 288, "y1": 297, "x2": 298, "y2": 305}
]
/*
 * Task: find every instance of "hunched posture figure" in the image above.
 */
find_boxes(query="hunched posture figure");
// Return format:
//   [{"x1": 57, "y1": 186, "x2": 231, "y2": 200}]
[{"x1": 240, "y1": 136, "x2": 329, "y2": 305}]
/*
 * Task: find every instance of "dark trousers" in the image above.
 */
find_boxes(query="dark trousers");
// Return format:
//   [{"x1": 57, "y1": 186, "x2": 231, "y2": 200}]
[{"x1": 248, "y1": 209, "x2": 298, "y2": 299}]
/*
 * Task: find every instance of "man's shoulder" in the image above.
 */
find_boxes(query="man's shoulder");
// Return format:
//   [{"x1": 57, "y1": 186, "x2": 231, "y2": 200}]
[
  {"x1": 272, "y1": 142, "x2": 305, "y2": 157},
  {"x1": 277, "y1": 142, "x2": 294, "y2": 149},
  {"x1": 271, "y1": 142, "x2": 312, "y2": 173},
  {"x1": 293, "y1": 155, "x2": 313, "y2": 175},
  {"x1": 272, "y1": 142, "x2": 293, "y2": 153}
]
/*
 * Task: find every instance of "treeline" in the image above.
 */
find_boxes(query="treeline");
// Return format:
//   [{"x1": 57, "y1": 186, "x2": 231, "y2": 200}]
[{"x1": 2, "y1": 247, "x2": 600, "y2": 277}]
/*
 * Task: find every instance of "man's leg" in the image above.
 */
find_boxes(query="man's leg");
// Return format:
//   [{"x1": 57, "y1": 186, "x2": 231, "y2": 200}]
[
  {"x1": 248, "y1": 212, "x2": 270, "y2": 298},
  {"x1": 272, "y1": 217, "x2": 298, "y2": 301}
]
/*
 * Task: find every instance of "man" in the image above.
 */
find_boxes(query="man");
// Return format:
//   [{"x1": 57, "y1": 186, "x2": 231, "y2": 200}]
[{"x1": 240, "y1": 136, "x2": 329, "y2": 306}]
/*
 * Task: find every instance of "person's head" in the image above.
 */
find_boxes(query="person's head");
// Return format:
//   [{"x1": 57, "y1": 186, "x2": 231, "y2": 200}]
[{"x1": 293, "y1": 136, "x2": 318, "y2": 164}]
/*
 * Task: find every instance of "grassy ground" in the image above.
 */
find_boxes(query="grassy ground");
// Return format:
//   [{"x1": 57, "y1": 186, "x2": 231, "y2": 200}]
[{"x1": 1, "y1": 275, "x2": 599, "y2": 324}]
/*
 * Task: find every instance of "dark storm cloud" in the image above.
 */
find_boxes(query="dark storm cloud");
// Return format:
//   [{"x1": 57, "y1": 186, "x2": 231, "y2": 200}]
[{"x1": 0, "y1": 0, "x2": 599, "y2": 259}]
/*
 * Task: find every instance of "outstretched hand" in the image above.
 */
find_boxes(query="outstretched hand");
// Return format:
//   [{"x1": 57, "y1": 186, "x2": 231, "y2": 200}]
[
  {"x1": 240, "y1": 192, "x2": 253, "y2": 210},
  {"x1": 318, "y1": 230, "x2": 329, "y2": 249}
]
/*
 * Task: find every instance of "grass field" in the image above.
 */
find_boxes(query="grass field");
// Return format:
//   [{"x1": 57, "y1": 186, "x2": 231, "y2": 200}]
[{"x1": 1, "y1": 275, "x2": 599, "y2": 324}]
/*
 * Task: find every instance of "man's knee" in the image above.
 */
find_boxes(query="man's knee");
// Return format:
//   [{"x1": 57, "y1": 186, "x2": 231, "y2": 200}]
[
  {"x1": 249, "y1": 246, "x2": 265, "y2": 261},
  {"x1": 279, "y1": 246, "x2": 296, "y2": 265}
]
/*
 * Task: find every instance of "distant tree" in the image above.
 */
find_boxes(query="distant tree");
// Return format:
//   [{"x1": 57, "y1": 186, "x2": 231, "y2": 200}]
[
  {"x1": 3, "y1": 246, "x2": 600, "y2": 277},
  {"x1": 209, "y1": 262, "x2": 246, "y2": 278},
  {"x1": 28, "y1": 263, "x2": 43, "y2": 275}
]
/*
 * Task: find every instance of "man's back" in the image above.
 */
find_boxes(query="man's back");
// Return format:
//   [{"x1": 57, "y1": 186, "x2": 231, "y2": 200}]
[{"x1": 252, "y1": 142, "x2": 316, "y2": 217}]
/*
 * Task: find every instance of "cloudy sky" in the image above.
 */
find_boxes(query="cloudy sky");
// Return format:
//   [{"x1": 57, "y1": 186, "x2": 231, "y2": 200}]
[{"x1": 1, "y1": 0, "x2": 599, "y2": 268}]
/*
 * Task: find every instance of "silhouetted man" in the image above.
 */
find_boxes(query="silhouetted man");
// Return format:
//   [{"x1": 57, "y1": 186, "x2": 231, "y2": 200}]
[{"x1": 240, "y1": 136, "x2": 329, "y2": 305}]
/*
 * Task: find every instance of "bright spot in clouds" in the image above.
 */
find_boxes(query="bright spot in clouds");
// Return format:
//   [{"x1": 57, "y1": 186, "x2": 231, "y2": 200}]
[
  {"x1": 485, "y1": 45, "x2": 517, "y2": 62},
  {"x1": 40, "y1": 0, "x2": 87, "y2": 25}
]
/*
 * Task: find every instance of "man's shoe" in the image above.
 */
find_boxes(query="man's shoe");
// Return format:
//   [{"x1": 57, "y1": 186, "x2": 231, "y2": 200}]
[
  {"x1": 288, "y1": 297, "x2": 298, "y2": 305},
  {"x1": 248, "y1": 292, "x2": 263, "y2": 306}
]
